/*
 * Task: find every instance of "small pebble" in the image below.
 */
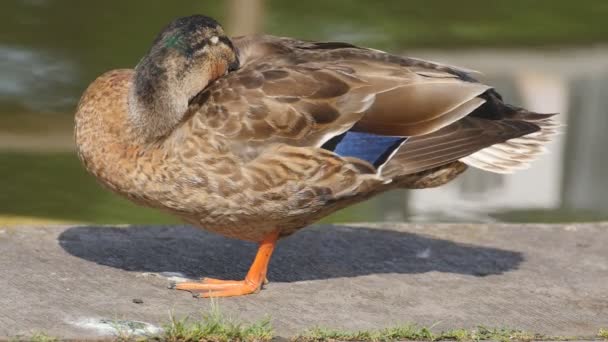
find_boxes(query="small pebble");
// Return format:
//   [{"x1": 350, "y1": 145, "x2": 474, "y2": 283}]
[{"x1": 132, "y1": 298, "x2": 144, "y2": 304}]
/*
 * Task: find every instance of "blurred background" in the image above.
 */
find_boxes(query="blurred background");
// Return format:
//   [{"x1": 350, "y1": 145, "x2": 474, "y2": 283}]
[{"x1": 1, "y1": 0, "x2": 607, "y2": 226}]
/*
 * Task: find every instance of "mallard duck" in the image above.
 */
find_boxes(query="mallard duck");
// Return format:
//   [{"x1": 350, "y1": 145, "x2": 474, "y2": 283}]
[{"x1": 75, "y1": 15, "x2": 556, "y2": 298}]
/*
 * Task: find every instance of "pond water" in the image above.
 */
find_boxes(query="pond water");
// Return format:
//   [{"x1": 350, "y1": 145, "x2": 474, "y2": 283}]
[{"x1": 1, "y1": 0, "x2": 607, "y2": 224}]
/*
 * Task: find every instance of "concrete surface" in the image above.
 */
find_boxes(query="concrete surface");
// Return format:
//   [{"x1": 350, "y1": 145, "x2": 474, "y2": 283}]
[{"x1": 0, "y1": 223, "x2": 606, "y2": 340}]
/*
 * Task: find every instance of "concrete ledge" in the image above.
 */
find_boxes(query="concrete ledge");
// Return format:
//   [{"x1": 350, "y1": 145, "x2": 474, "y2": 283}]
[{"x1": 0, "y1": 223, "x2": 606, "y2": 339}]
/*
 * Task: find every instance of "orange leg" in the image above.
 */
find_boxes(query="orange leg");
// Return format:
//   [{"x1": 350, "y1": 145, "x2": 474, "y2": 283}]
[{"x1": 174, "y1": 230, "x2": 279, "y2": 298}]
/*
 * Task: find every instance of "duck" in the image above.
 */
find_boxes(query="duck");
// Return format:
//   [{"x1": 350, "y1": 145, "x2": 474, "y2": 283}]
[{"x1": 75, "y1": 14, "x2": 557, "y2": 298}]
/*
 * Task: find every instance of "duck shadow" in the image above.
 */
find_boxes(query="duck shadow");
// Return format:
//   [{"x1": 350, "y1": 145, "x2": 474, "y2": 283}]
[{"x1": 58, "y1": 225, "x2": 523, "y2": 282}]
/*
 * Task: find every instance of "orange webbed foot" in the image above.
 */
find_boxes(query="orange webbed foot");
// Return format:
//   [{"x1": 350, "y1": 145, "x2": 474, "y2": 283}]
[
  {"x1": 172, "y1": 230, "x2": 279, "y2": 298},
  {"x1": 175, "y1": 279, "x2": 260, "y2": 297}
]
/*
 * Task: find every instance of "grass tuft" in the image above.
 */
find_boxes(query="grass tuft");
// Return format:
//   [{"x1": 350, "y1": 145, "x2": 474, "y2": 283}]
[
  {"x1": 28, "y1": 332, "x2": 59, "y2": 342},
  {"x1": 297, "y1": 325, "x2": 547, "y2": 341},
  {"x1": 153, "y1": 304, "x2": 273, "y2": 342},
  {"x1": 599, "y1": 328, "x2": 608, "y2": 339}
]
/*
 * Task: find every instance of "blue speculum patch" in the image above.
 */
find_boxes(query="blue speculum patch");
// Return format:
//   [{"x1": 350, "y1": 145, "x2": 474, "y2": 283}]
[{"x1": 323, "y1": 131, "x2": 407, "y2": 168}]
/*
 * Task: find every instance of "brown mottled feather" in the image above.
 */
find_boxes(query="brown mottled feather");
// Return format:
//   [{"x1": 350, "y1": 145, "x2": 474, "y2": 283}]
[
  {"x1": 191, "y1": 35, "x2": 493, "y2": 151},
  {"x1": 75, "y1": 34, "x2": 556, "y2": 242}
]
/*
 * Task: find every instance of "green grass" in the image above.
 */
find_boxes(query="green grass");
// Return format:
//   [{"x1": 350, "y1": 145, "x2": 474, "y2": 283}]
[
  {"x1": 6, "y1": 332, "x2": 60, "y2": 342},
  {"x1": 28, "y1": 332, "x2": 60, "y2": 342},
  {"x1": 297, "y1": 325, "x2": 561, "y2": 342},
  {"x1": 153, "y1": 306, "x2": 273, "y2": 342},
  {"x1": 12, "y1": 317, "x2": 606, "y2": 341}
]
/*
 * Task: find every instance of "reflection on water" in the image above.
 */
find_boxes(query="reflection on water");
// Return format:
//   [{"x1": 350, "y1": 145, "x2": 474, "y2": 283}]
[
  {"x1": 1, "y1": 0, "x2": 607, "y2": 224},
  {"x1": 0, "y1": 45, "x2": 77, "y2": 112}
]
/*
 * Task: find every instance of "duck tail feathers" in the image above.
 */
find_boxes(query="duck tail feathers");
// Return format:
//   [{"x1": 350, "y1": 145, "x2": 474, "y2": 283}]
[{"x1": 461, "y1": 110, "x2": 560, "y2": 174}]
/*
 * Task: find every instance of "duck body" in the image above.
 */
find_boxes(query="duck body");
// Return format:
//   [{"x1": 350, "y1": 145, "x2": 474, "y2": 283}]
[
  {"x1": 75, "y1": 15, "x2": 556, "y2": 297},
  {"x1": 76, "y1": 66, "x2": 463, "y2": 241}
]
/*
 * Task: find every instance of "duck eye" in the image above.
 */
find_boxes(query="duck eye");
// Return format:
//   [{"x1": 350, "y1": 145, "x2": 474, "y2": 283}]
[{"x1": 210, "y1": 36, "x2": 219, "y2": 45}]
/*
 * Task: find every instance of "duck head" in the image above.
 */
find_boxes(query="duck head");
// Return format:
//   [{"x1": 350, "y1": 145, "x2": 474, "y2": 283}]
[{"x1": 128, "y1": 15, "x2": 239, "y2": 142}]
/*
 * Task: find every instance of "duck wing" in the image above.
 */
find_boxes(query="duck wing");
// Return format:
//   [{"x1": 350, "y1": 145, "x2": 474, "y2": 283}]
[{"x1": 188, "y1": 35, "x2": 554, "y2": 176}]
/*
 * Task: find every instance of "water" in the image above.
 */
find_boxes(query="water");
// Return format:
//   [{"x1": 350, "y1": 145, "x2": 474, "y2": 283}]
[{"x1": 1, "y1": 0, "x2": 607, "y2": 224}]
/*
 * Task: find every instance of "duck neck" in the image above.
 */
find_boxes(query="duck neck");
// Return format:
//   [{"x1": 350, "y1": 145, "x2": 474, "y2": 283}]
[{"x1": 127, "y1": 59, "x2": 192, "y2": 143}]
